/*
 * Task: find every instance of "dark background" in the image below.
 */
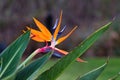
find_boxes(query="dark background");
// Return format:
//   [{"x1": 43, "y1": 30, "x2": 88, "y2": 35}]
[{"x1": 0, "y1": 0, "x2": 120, "y2": 57}]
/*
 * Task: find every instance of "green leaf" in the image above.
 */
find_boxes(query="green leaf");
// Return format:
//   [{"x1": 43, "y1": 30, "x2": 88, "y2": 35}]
[
  {"x1": 0, "y1": 31, "x2": 30, "y2": 79},
  {"x1": 36, "y1": 22, "x2": 112, "y2": 80},
  {"x1": 108, "y1": 72, "x2": 120, "y2": 80},
  {"x1": 15, "y1": 52, "x2": 52, "y2": 80},
  {"x1": 77, "y1": 62, "x2": 107, "y2": 80}
]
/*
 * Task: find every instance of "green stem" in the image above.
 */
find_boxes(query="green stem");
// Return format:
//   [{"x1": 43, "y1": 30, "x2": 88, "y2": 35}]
[{"x1": 17, "y1": 48, "x2": 41, "y2": 70}]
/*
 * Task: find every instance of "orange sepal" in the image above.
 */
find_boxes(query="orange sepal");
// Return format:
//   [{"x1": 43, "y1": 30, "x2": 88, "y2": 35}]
[
  {"x1": 31, "y1": 35, "x2": 45, "y2": 42},
  {"x1": 33, "y1": 17, "x2": 52, "y2": 40},
  {"x1": 27, "y1": 27, "x2": 51, "y2": 42},
  {"x1": 54, "y1": 47, "x2": 68, "y2": 55},
  {"x1": 77, "y1": 58, "x2": 87, "y2": 63},
  {"x1": 54, "y1": 48, "x2": 86, "y2": 62},
  {"x1": 56, "y1": 26, "x2": 77, "y2": 45},
  {"x1": 53, "y1": 11, "x2": 62, "y2": 40}
]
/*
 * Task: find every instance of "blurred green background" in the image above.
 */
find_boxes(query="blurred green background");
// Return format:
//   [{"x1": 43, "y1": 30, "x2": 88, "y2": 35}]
[
  {"x1": 41, "y1": 58, "x2": 120, "y2": 80},
  {"x1": 0, "y1": 0, "x2": 120, "y2": 79}
]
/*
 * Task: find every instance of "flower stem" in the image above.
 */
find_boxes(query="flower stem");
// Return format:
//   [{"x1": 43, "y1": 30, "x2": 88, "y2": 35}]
[{"x1": 17, "y1": 48, "x2": 41, "y2": 70}]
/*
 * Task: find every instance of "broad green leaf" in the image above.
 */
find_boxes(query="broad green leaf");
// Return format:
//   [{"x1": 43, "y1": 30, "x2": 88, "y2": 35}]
[
  {"x1": 77, "y1": 62, "x2": 107, "y2": 80},
  {"x1": 15, "y1": 52, "x2": 52, "y2": 80},
  {"x1": 0, "y1": 31, "x2": 30, "y2": 79},
  {"x1": 36, "y1": 22, "x2": 112, "y2": 80}
]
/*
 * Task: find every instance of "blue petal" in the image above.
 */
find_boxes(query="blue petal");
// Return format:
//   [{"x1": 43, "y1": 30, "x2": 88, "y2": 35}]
[
  {"x1": 58, "y1": 25, "x2": 66, "y2": 35},
  {"x1": 53, "y1": 19, "x2": 58, "y2": 29},
  {"x1": 52, "y1": 52, "x2": 63, "y2": 58}
]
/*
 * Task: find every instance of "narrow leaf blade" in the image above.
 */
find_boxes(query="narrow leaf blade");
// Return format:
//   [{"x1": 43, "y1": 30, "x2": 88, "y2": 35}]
[
  {"x1": 0, "y1": 31, "x2": 30, "y2": 79},
  {"x1": 15, "y1": 52, "x2": 52, "y2": 80}
]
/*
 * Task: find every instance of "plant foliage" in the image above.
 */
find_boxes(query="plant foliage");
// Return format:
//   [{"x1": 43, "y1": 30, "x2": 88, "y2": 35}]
[{"x1": 0, "y1": 22, "x2": 113, "y2": 80}]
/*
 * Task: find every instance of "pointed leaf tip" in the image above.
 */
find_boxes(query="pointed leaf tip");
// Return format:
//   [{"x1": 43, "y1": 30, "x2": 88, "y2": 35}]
[{"x1": 77, "y1": 61, "x2": 108, "y2": 80}]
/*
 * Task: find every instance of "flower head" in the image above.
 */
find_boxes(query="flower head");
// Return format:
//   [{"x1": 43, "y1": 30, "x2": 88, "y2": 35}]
[
  {"x1": 27, "y1": 12, "x2": 85, "y2": 62},
  {"x1": 27, "y1": 12, "x2": 77, "y2": 47}
]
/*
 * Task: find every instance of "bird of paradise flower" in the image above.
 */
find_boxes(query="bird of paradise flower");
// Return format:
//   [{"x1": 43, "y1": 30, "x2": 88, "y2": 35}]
[{"x1": 27, "y1": 11, "x2": 85, "y2": 62}]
